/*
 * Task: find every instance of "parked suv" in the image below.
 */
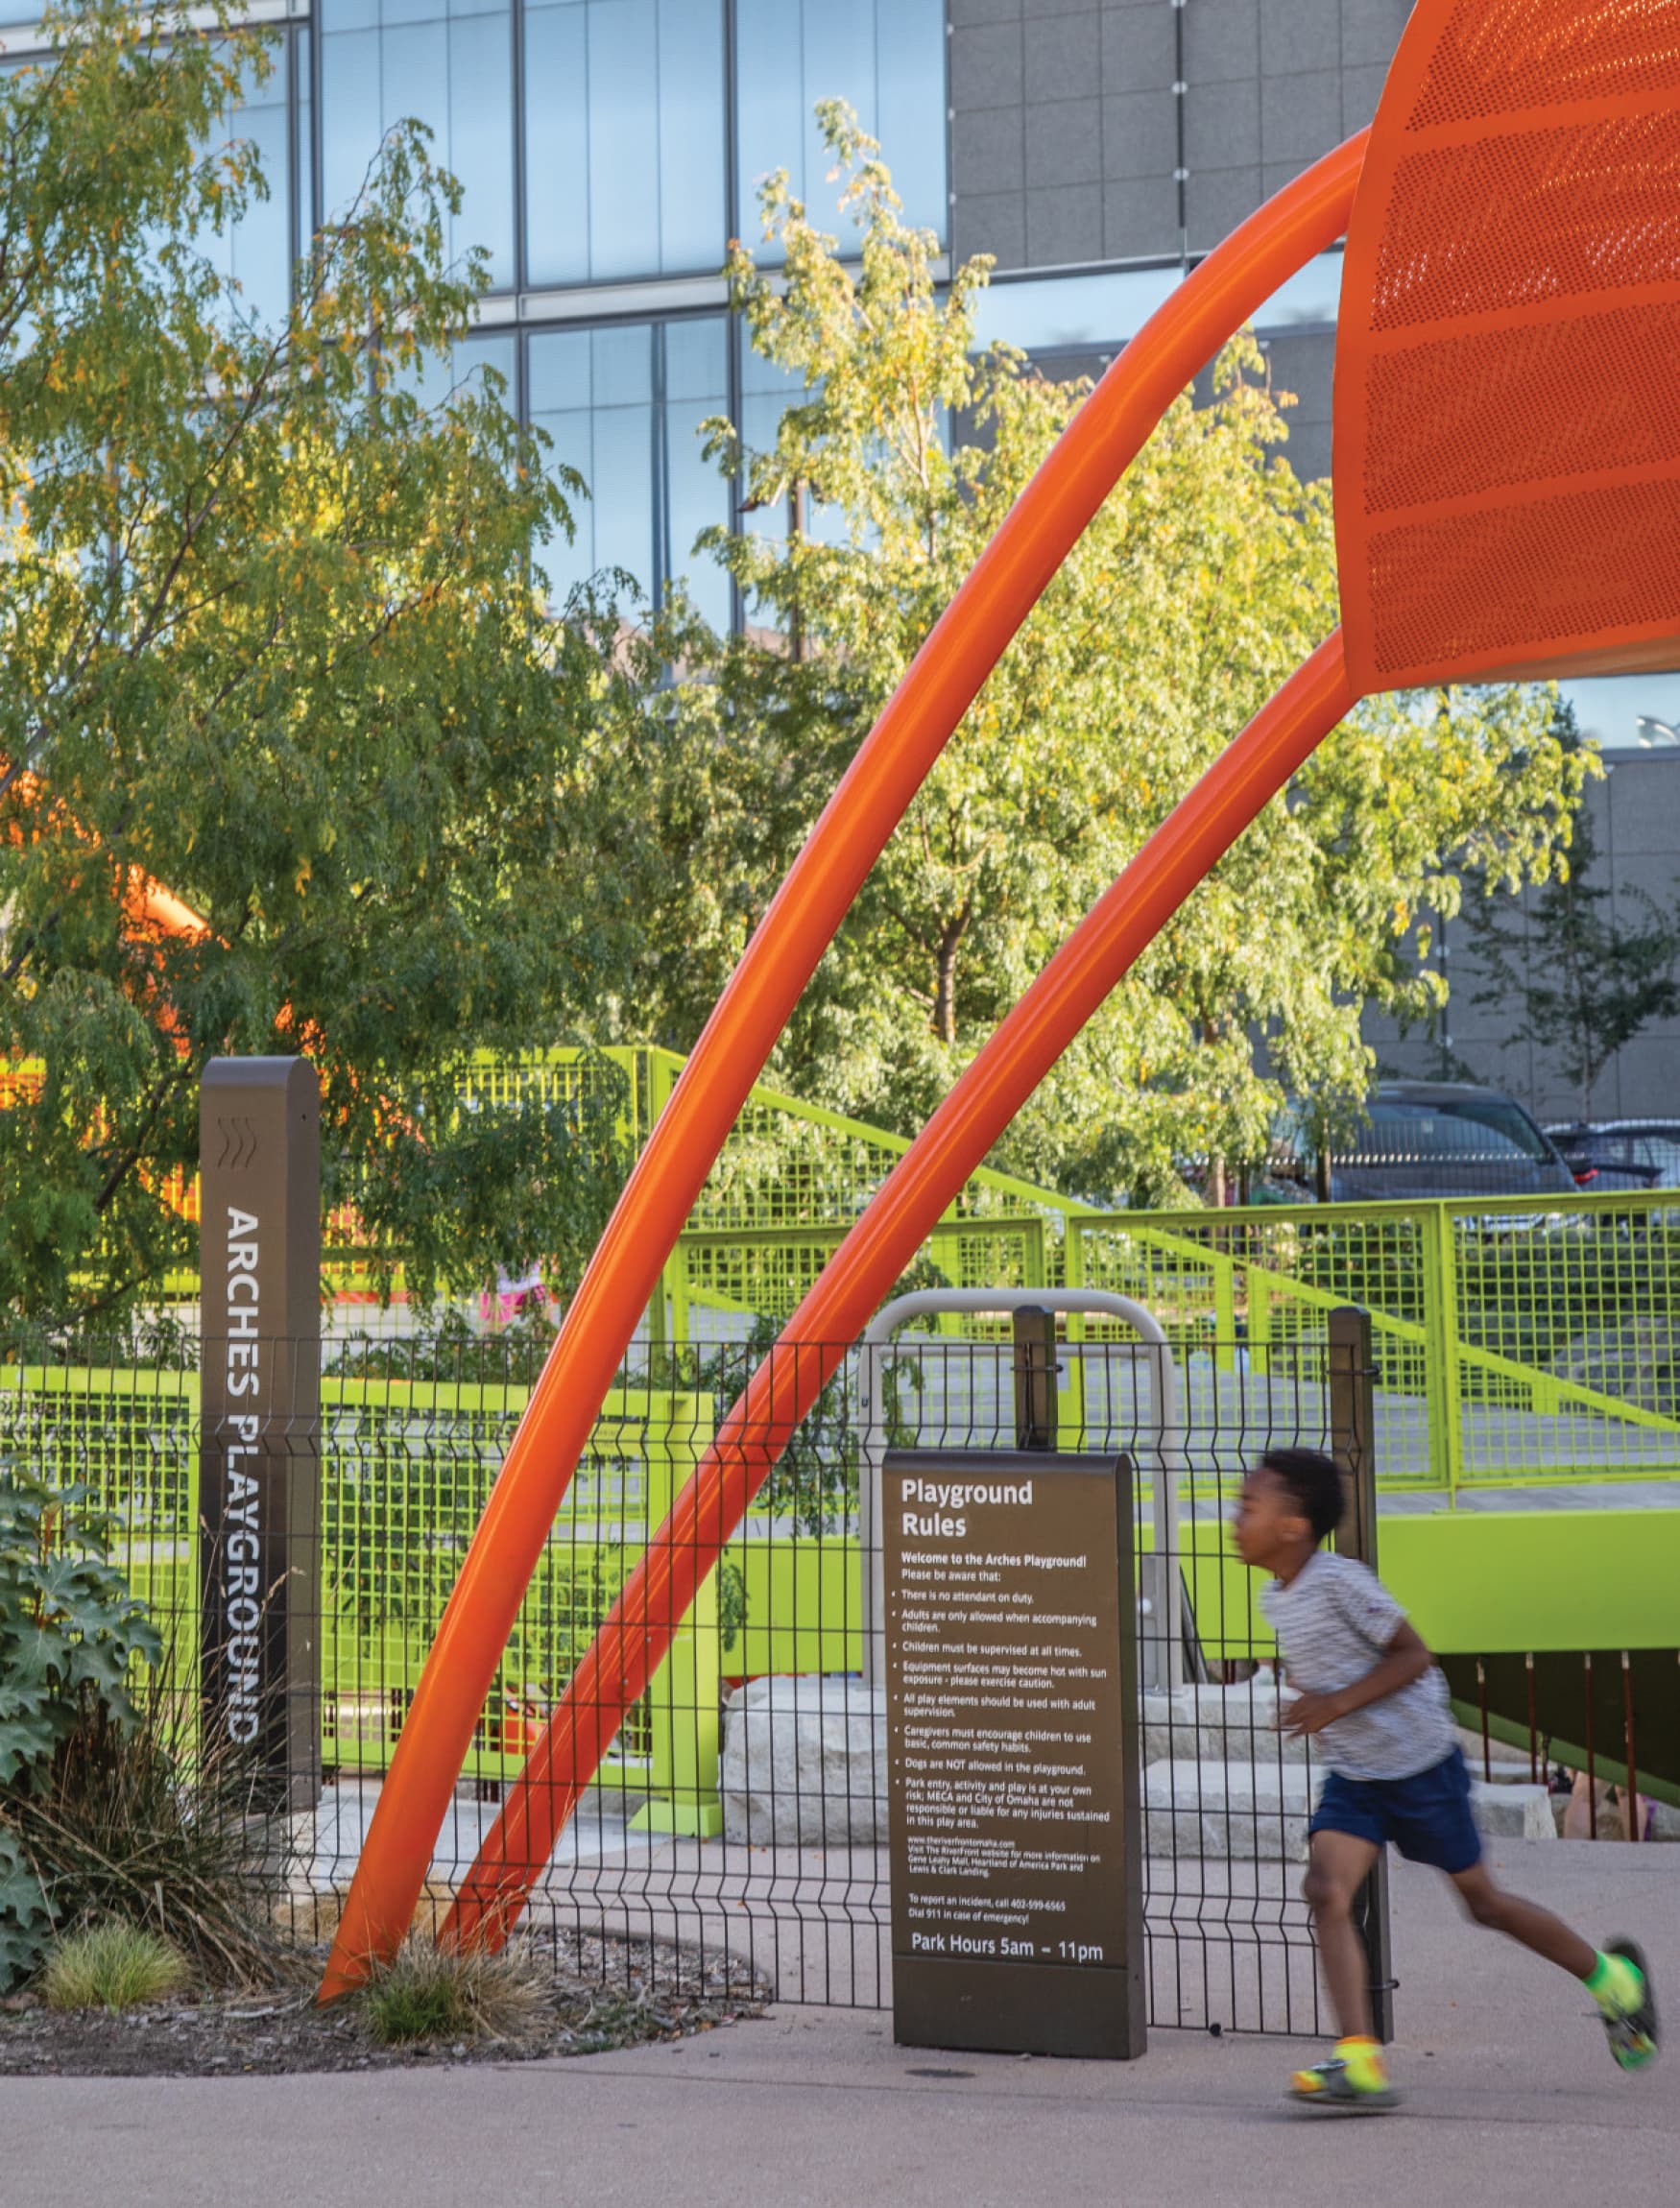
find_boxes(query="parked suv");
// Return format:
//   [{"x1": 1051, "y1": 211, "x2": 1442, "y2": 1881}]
[
  {"x1": 1275, "y1": 1082, "x2": 1577, "y2": 1203},
  {"x1": 1544, "y1": 1120, "x2": 1680, "y2": 1191}
]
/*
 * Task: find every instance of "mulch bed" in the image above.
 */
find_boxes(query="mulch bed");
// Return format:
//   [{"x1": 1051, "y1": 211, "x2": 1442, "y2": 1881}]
[{"x1": 0, "y1": 1932, "x2": 768, "y2": 2077}]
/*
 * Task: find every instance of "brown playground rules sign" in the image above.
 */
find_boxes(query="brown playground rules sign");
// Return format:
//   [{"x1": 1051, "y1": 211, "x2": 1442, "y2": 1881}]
[{"x1": 883, "y1": 1450, "x2": 1144, "y2": 2059}]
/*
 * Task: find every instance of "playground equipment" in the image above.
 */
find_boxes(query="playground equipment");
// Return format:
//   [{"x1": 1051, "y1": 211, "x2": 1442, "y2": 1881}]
[{"x1": 324, "y1": 1, "x2": 1680, "y2": 1989}]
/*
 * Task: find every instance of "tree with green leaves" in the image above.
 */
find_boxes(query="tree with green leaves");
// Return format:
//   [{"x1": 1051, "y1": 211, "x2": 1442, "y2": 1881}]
[
  {"x1": 637, "y1": 105, "x2": 1593, "y2": 1204},
  {"x1": 0, "y1": 5, "x2": 635, "y2": 1318},
  {"x1": 1460, "y1": 704, "x2": 1680, "y2": 1118}
]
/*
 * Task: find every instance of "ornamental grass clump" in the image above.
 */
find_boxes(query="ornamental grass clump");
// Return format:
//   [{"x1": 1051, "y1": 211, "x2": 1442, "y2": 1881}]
[
  {"x1": 1, "y1": 1469, "x2": 291, "y2": 1993},
  {"x1": 42, "y1": 1921, "x2": 185, "y2": 2013},
  {"x1": 360, "y1": 1932, "x2": 549, "y2": 2047}
]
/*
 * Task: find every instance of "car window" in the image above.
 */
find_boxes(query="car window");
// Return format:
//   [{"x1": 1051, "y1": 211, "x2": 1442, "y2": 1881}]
[
  {"x1": 1335, "y1": 1105, "x2": 1535, "y2": 1165},
  {"x1": 1641, "y1": 1137, "x2": 1680, "y2": 1184},
  {"x1": 1605, "y1": 1135, "x2": 1638, "y2": 1166}
]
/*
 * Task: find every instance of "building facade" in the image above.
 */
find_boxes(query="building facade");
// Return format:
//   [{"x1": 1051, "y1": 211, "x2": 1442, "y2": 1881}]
[{"x1": 11, "y1": 0, "x2": 1674, "y2": 1115}]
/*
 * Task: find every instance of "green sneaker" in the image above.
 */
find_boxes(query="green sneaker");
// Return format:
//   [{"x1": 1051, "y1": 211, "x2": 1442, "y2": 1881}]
[
  {"x1": 1597, "y1": 1938, "x2": 1659, "y2": 2074},
  {"x1": 1287, "y1": 2038, "x2": 1400, "y2": 2111}
]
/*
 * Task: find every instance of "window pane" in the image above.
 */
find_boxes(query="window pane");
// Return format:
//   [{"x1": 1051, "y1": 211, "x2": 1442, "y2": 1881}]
[
  {"x1": 591, "y1": 395, "x2": 654, "y2": 581},
  {"x1": 591, "y1": 321, "x2": 654, "y2": 406},
  {"x1": 588, "y1": 1, "x2": 660, "y2": 281},
  {"x1": 529, "y1": 316, "x2": 728, "y2": 620},
  {"x1": 320, "y1": 0, "x2": 516, "y2": 291},
  {"x1": 217, "y1": 39, "x2": 293, "y2": 328},
  {"x1": 296, "y1": 27, "x2": 315, "y2": 252},
  {"x1": 876, "y1": 0, "x2": 948, "y2": 242},
  {"x1": 658, "y1": 0, "x2": 726, "y2": 277},
  {"x1": 522, "y1": 4, "x2": 590, "y2": 287},
  {"x1": 392, "y1": 327, "x2": 516, "y2": 411},
  {"x1": 661, "y1": 317, "x2": 730, "y2": 628},
  {"x1": 525, "y1": 0, "x2": 724, "y2": 290},
  {"x1": 735, "y1": 0, "x2": 946, "y2": 252}
]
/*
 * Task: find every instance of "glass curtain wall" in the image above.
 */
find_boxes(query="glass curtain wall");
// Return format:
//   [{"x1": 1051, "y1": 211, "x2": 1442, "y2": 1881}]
[
  {"x1": 529, "y1": 317, "x2": 731, "y2": 629},
  {"x1": 734, "y1": 0, "x2": 946, "y2": 249},
  {"x1": 319, "y1": 0, "x2": 516, "y2": 289},
  {"x1": 273, "y1": 0, "x2": 947, "y2": 616},
  {"x1": 522, "y1": 0, "x2": 725, "y2": 287}
]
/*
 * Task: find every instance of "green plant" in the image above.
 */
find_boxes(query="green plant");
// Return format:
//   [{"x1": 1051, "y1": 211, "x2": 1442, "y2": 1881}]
[
  {"x1": 359, "y1": 1932, "x2": 548, "y2": 2046},
  {"x1": 0, "y1": 1821, "x2": 51, "y2": 1993},
  {"x1": 0, "y1": 1476, "x2": 287, "y2": 1991},
  {"x1": 715, "y1": 1559, "x2": 748, "y2": 1655},
  {"x1": 13, "y1": 1662, "x2": 296, "y2": 1989},
  {"x1": 628, "y1": 102, "x2": 1585, "y2": 1208},
  {"x1": 0, "y1": 1467, "x2": 158, "y2": 1987},
  {"x1": 0, "y1": 3, "x2": 637, "y2": 1324},
  {"x1": 1462, "y1": 702, "x2": 1680, "y2": 1116},
  {"x1": 0, "y1": 1471, "x2": 159, "y2": 1793},
  {"x1": 41, "y1": 1919, "x2": 185, "y2": 2012}
]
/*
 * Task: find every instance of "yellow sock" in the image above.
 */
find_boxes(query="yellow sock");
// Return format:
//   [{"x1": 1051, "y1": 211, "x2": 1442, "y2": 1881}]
[{"x1": 1336, "y1": 2036, "x2": 1389, "y2": 2089}]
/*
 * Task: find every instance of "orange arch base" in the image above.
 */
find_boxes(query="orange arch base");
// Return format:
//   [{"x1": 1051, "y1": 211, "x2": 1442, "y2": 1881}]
[{"x1": 318, "y1": 134, "x2": 1366, "y2": 1999}]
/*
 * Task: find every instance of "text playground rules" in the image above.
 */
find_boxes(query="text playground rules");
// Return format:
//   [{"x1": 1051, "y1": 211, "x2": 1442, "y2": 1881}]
[{"x1": 883, "y1": 1450, "x2": 1144, "y2": 2058}]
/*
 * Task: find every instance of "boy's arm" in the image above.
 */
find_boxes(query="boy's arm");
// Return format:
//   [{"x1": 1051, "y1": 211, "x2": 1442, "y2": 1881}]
[{"x1": 1281, "y1": 1620, "x2": 1434, "y2": 1738}]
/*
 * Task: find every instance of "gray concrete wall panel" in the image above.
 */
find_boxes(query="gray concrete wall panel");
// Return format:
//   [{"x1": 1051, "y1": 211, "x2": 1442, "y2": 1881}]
[
  {"x1": 1025, "y1": 10, "x2": 1101, "y2": 104},
  {"x1": 1026, "y1": 96, "x2": 1104, "y2": 187},
  {"x1": 1366, "y1": 764, "x2": 1680, "y2": 1123}
]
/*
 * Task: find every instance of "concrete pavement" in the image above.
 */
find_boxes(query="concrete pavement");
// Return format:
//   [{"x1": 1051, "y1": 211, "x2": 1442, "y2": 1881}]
[{"x1": 5, "y1": 1841, "x2": 1674, "y2": 2208}]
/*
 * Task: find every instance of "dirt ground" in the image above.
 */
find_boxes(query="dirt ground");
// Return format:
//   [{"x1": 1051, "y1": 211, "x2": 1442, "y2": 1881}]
[{"x1": 0, "y1": 1931, "x2": 765, "y2": 2077}]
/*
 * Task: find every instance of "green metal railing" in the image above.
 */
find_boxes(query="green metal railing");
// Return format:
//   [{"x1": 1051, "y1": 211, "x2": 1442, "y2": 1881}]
[{"x1": 1067, "y1": 1193, "x2": 1680, "y2": 1499}]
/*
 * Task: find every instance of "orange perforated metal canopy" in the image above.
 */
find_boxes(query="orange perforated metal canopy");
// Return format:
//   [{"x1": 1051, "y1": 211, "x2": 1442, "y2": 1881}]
[{"x1": 1335, "y1": 0, "x2": 1680, "y2": 693}]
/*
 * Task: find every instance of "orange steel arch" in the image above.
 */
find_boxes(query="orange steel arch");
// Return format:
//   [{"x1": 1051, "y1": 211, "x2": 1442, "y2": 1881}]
[
  {"x1": 319, "y1": 135, "x2": 1367, "y2": 1995},
  {"x1": 442, "y1": 636, "x2": 1358, "y2": 1952},
  {"x1": 411, "y1": 0, "x2": 1680, "y2": 1969},
  {"x1": 329, "y1": 0, "x2": 1680, "y2": 1997}
]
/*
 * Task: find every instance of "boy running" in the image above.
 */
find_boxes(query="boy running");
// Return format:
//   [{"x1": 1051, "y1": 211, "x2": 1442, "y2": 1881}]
[{"x1": 1232, "y1": 1447, "x2": 1659, "y2": 2109}]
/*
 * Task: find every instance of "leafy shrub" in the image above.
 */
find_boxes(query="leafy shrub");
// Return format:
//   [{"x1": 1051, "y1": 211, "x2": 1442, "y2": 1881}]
[
  {"x1": 0, "y1": 1468, "x2": 161, "y2": 1988},
  {"x1": 0, "y1": 1470, "x2": 285, "y2": 1992},
  {"x1": 0, "y1": 1471, "x2": 160, "y2": 1788},
  {"x1": 42, "y1": 1920, "x2": 185, "y2": 2012}
]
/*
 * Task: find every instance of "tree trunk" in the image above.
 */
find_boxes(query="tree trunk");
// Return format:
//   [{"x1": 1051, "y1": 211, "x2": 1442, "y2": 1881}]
[
  {"x1": 787, "y1": 478, "x2": 805, "y2": 665},
  {"x1": 933, "y1": 908, "x2": 970, "y2": 1046}
]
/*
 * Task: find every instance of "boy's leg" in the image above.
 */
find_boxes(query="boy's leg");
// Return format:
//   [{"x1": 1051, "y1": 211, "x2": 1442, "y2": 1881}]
[
  {"x1": 1450, "y1": 1862, "x2": 1659, "y2": 2071},
  {"x1": 1449, "y1": 1861, "x2": 1595, "y2": 1977},
  {"x1": 1305, "y1": 1829, "x2": 1381, "y2": 2037}
]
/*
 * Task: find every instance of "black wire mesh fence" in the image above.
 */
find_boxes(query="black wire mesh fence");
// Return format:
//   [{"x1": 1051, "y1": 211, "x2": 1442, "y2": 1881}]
[{"x1": 2, "y1": 1308, "x2": 1391, "y2": 2036}]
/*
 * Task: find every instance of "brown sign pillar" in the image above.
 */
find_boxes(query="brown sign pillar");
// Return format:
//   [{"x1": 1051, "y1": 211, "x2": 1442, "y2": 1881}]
[
  {"x1": 199, "y1": 1057, "x2": 322, "y2": 1812},
  {"x1": 883, "y1": 1448, "x2": 1144, "y2": 2059}
]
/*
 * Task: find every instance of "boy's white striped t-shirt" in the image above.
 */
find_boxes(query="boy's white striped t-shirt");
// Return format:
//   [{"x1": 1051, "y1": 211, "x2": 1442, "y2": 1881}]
[{"x1": 1260, "y1": 1548, "x2": 1457, "y2": 1781}]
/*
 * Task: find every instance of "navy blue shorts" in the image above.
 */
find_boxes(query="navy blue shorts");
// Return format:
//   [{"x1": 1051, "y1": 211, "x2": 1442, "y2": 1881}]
[{"x1": 1309, "y1": 1746, "x2": 1482, "y2": 1874}]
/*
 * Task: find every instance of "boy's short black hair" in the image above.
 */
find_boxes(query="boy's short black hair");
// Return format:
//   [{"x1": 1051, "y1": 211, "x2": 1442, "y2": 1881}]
[{"x1": 1257, "y1": 1447, "x2": 1346, "y2": 1545}]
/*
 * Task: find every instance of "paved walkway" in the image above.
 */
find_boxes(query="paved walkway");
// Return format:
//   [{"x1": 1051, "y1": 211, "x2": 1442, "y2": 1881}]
[{"x1": 5, "y1": 1840, "x2": 1673, "y2": 2207}]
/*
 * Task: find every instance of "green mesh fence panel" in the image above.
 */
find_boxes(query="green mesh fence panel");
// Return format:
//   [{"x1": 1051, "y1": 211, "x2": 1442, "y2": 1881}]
[
  {"x1": 0, "y1": 1356, "x2": 720, "y2": 1810},
  {"x1": 1070, "y1": 1193, "x2": 1680, "y2": 1493}
]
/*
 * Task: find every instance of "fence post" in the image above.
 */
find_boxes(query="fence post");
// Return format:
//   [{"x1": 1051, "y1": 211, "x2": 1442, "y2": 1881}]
[
  {"x1": 1062, "y1": 1222, "x2": 1090, "y2": 1444},
  {"x1": 199, "y1": 1057, "x2": 322, "y2": 1813},
  {"x1": 632, "y1": 1388, "x2": 723, "y2": 1837},
  {"x1": 1419, "y1": 1204, "x2": 1464, "y2": 1504},
  {"x1": 1013, "y1": 1306, "x2": 1059, "y2": 1452},
  {"x1": 1328, "y1": 1304, "x2": 1396, "y2": 2044},
  {"x1": 1249, "y1": 1271, "x2": 1273, "y2": 1378},
  {"x1": 1212, "y1": 1240, "x2": 1237, "y2": 1376}
]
